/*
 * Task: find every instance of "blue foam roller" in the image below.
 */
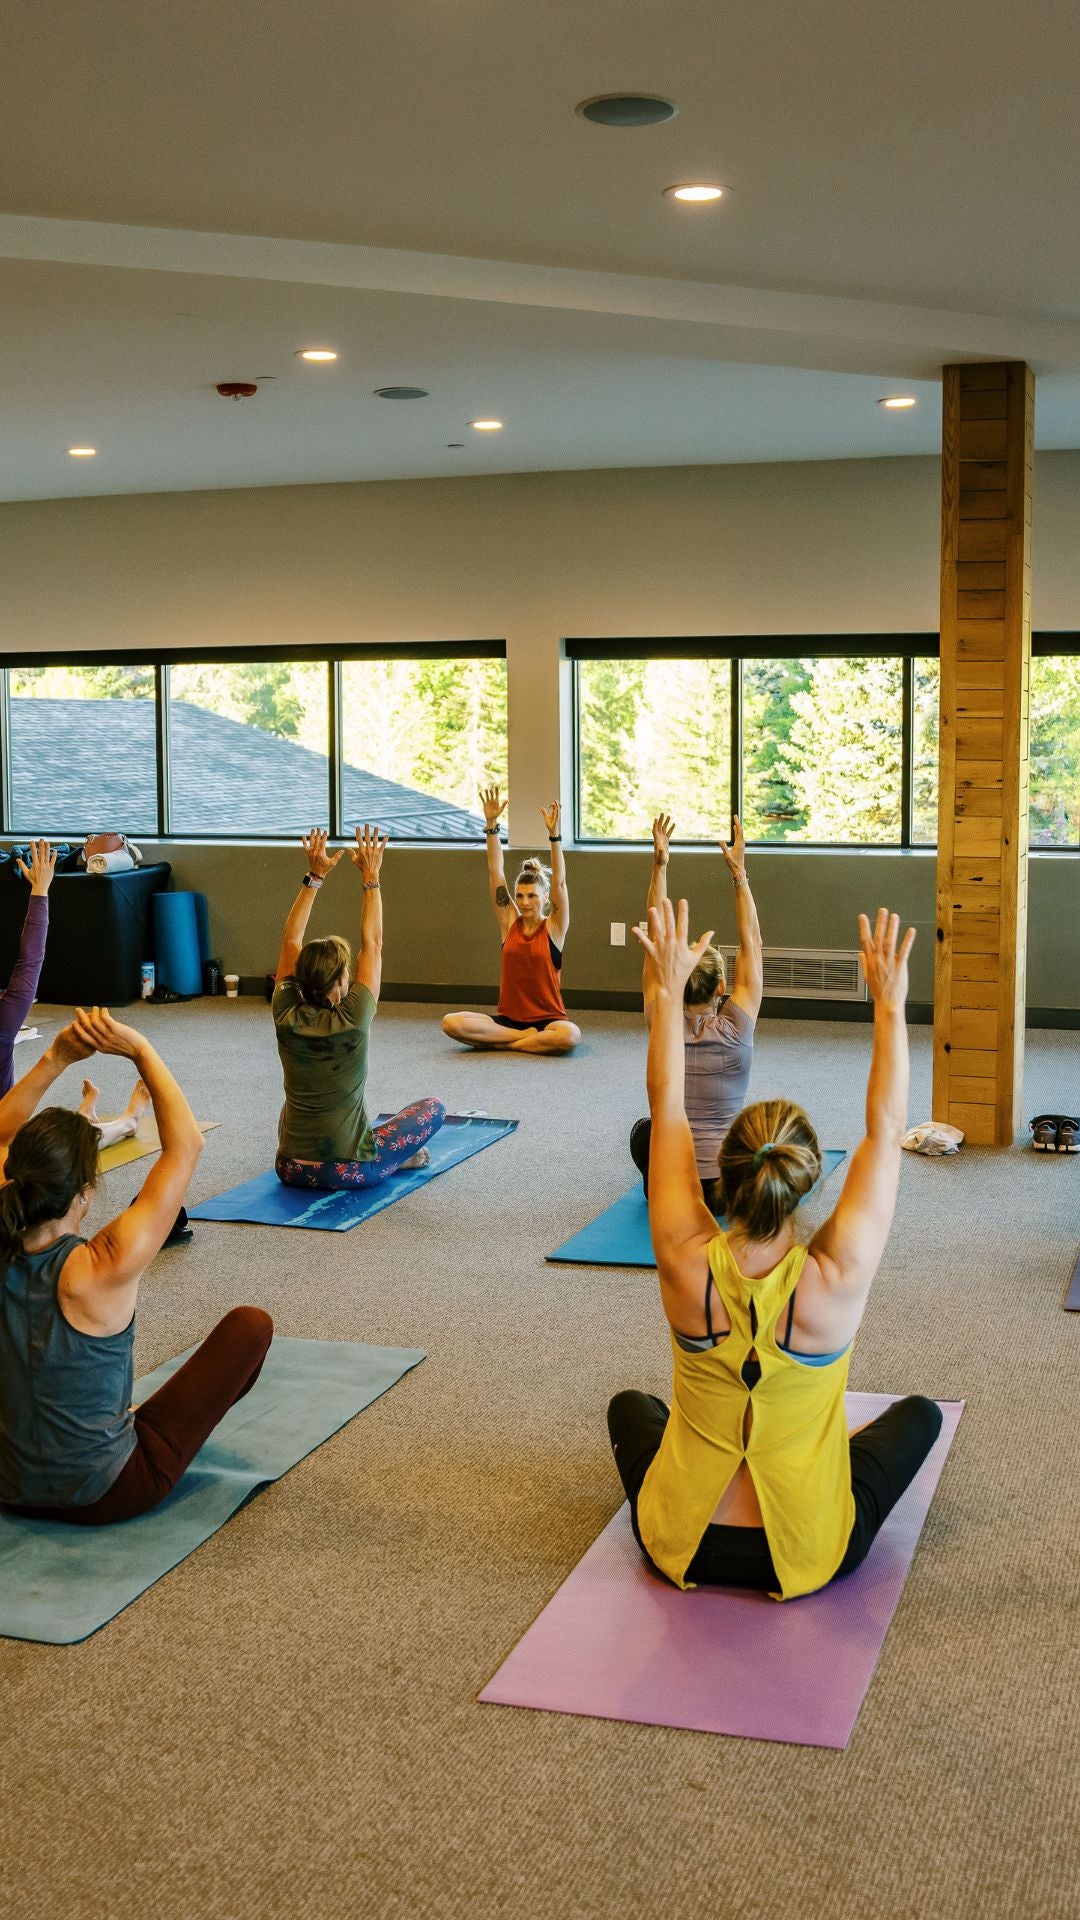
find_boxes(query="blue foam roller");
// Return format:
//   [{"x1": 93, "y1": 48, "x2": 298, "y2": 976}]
[{"x1": 152, "y1": 890, "x2": 207, "y2": 997}]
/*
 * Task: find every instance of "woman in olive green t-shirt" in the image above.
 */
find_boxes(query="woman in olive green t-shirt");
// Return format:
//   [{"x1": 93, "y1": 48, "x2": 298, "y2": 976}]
[{"x1": 272, "y1": 826, "x2": 444, "y2": 1190}]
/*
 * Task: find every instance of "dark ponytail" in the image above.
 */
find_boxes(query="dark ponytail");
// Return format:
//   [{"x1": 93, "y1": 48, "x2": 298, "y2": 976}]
[{"x1": 0, "y1": 1109, "x2": 99, "y2": 1262}]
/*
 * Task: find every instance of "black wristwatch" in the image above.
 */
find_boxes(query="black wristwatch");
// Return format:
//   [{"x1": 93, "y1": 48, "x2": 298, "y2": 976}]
[{"x1": 302, "y1": 872, "x2": 323, "y2": 889}]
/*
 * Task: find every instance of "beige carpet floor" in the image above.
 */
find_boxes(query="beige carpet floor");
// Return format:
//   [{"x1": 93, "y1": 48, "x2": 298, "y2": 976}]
[{"x1": 2, "y1": 1000, "x2": 1078, "y2": 1920}]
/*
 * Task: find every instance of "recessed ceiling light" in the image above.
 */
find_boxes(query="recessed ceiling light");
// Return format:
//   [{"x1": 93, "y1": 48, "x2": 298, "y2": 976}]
[
  {"x1": 664, "y1": 183, "x2": 725, "y2": 202},
  {"x1": 298, "y1": 348, "x2": 338, "y2": 362},
  {"x1": 879, "y1": 396, "x2": 917, "y2": 409},
  {"x1": 67, "y1": 446, "x2": 96, "y2": 457},
  {"x1": 374, "y1": 386, "x2": 429, "y2": 400},
  {"x1": 469, "y1": 419, "x2": 503, "y2": 432},
  {"x1": 576, "y1": 94, "x2": 677, "y2": 127}
]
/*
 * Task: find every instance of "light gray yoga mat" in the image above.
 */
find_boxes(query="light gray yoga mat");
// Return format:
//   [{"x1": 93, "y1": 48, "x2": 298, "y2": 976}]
[{"x1": 0, "y1": 1337, "x2": 425, "y2": 1645}]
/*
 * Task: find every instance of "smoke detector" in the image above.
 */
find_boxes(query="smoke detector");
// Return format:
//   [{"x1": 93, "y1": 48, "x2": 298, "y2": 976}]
[{"x1": 216, "y1": 381, "x2": 259, "y2": 401}]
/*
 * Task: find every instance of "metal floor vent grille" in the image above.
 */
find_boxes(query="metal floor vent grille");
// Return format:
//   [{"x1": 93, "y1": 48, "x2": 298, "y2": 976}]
[{"x1": 717, "y1": 946, "x2": 866, "y2": 1002}]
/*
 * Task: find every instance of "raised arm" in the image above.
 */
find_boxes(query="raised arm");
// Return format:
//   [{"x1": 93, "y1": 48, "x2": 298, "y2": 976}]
[
  {"x1": 633, "y1": 899, "x2": 719, "y2": 1323},
  {"x1": 0, "y1": 841, "x2": 56, "y2": 1039},
  {"x1": 808, "y1": 910, "x2": 915, "y2": 1320},
  {"x1": 0, "y1": 1022, "x2": 94, "y2": 1169},
  {"x1": 275, "y1": 829, "x2": 344, "y2": 983},
  {"x1": 719, "y1": 816, "x2": 763, "y2": 1023},
  {"x1": 61, "y1": 1009, "x2": 204, "y2": 1331},
  {"x1": 349, "y1": 824, "x2": 387, "y2": 1002},
  {"x1": 541, "y1": 801, "x2": 569, "y2": 946},
  {"x1": 642, "y1": 814, "x2": 674, "y2": 1030},
  {"x1": 480, "y1": 786, "x2": 516, "y2": 937}
]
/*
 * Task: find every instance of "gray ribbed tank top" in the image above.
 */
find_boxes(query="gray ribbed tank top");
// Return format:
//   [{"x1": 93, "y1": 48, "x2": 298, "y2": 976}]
[
  {"x1": 684, "y1": 998, "x2": 755, "y2": 1180},
  {"x1": 0, "y1": 1233, "x2": 136, "y2": 1508}
]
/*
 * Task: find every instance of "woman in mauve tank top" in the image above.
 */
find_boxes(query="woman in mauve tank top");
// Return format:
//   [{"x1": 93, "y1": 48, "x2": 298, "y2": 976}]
[
  {"x1": 442, "y1": 787, "x2": 581, "y2": 1055},
  {"x1": 630, "y1": 812, "x2": 764, "y2": 1209}
]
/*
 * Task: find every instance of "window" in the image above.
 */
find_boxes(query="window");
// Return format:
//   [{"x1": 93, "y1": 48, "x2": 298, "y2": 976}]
[
  {"x1": 169, "y1": 660, "x2": 330, "y2": 836},
  {"x1": 339, "y1": 656, "x2": 507, "y2": 839},
  {"x1": 911, "y1": 658, "x2": 939, "y2": 846},
  {"x1": 7, "y1": 662, "x2": 159, "y2": 837},
  {"x1": 576, "y1": 657, "x2": 731, "y2": 841},
  {"x1": 742, "y1": 656, "x2": 903, "y2": 844},
  {"x1": 0, "y1": 646, "x2": 506, "y2": 841},
  {"x1": 1030, "y1": 654, "x2": 1080, "y2": 848}
]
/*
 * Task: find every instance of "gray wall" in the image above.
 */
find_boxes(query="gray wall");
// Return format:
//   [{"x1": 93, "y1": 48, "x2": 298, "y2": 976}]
[
  {"x1": 3, "y1": 450, "x2": 1080, "y2": 1015},
  {"x1": 128, "y1": 839, "x2": 1079, "y2": 1016}
]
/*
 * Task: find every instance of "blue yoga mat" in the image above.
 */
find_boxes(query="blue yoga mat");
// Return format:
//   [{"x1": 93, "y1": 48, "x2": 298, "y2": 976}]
[
  {"x1": 547, "y1": 1149, "x2": 848, "y2": 1267},
  {"x1": 153, "y1": 889, "x2": 209, "y2": 997},
  {"x1": 189, "y1": 1114, "x2": 518, "y2": 1230},
  {"x1": 0, "y1": 1337, "x2": 424, "y2": 1645},
  {"x1": 1065, "y1": 1248, "x2": 1080, "y2": 1310}
]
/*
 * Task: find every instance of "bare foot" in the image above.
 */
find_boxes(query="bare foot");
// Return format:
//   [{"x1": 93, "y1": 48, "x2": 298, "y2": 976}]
[
  {"x1": 399, "y1": 1147, "x2": 430, "y2": 1171},
  {"x1": 79, "y1": 1078, "x2": 102, "y2": 1123},
  {"x1": 124, "y1": 1077, "x2": 151, "y2": 1124}
]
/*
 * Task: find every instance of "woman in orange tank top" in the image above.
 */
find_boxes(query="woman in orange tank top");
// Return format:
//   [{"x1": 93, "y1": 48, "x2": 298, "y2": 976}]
[{"x1": 442, "y1": 788, "x2": 581, "y2": 1055}]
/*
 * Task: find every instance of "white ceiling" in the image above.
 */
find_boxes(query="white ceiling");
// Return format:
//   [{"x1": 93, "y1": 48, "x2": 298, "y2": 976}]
[{"x1": 3, "y1": 0, "x2": 1080, "y2": 501}]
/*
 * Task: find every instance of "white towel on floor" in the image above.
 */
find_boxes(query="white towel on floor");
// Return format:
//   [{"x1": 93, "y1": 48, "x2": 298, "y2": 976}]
[{"x1": 902, "y1": 1121, "x2": 964, "y2": 1156}]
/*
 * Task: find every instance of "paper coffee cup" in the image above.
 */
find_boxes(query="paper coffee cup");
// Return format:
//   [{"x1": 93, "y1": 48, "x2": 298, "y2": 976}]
[{"x1": 224, "y1": 974, "x2": 240, "y2": 998}]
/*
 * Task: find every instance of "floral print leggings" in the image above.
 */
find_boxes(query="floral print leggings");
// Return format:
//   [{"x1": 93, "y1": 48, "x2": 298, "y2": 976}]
[{"x1": 275, "y1": 1097, "x2": 446, "y2": 1191}]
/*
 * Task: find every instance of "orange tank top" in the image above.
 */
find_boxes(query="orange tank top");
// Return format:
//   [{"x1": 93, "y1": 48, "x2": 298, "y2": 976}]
[{"x1": 497, "y1": 917, "x2": 566, "y2": 1023}]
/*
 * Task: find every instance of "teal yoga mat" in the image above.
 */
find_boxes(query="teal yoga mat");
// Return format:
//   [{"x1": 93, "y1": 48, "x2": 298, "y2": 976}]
[
  {"x1": 547, "y1": 1149, "x2": 848, "y2": 1267},
  {"x1": 0, "y1": 1337, "x2": 424, "y2": 1645}
]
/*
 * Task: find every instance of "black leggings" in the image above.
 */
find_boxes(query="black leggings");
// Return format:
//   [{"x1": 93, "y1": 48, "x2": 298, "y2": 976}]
[
  {"x1": 630, "y1": 1117, "x2": 721, "y2": 1213},
  {"x1": 606, "y1": 1388, "x2": 943, "y2": 1592}
]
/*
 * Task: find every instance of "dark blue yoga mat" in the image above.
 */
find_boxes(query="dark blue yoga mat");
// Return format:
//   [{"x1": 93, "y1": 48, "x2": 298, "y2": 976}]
[
  {"x1": 1065, "y1": 1248, "x2": 1080, "y2": 1310},
  {"x1": 0, "y1": 1337, "x2": 425, "y2": 1645},
  {"x1": 547, "y1": 1149, "x2": 848, "y2": 1267},
  {"x1": 189, "y1": 1114, "x2": 518, "y2": 1230}
]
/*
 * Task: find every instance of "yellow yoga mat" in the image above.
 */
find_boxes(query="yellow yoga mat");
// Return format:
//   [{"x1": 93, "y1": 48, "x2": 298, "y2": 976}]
[{"x1": 98, "y1": 1120, "x2": 219, "y2": 1172}]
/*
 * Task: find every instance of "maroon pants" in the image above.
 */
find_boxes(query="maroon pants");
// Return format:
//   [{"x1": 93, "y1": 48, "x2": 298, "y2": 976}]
[{"x1": 24, "y1": 1306, "x2": 274, "y2": 1526}]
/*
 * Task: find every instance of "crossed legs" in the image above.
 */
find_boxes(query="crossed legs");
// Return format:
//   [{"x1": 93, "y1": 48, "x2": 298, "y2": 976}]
[
  {"x1": 80, "y1": 1076, "x2": 151, "y2": 1152},
  {"x1": 441, "y1": 1011, "x2": 581, "y2": 1054}
]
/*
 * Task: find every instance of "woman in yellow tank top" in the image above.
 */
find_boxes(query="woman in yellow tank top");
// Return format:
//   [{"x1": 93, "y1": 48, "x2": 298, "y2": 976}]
[{"x1": 608, "y1": 897, "x2": 942, "y2": 1601}]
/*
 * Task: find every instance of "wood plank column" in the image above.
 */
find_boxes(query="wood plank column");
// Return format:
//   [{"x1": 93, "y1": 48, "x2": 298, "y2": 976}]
[{"x1": 934, "y1": 360, "x2": 1034, "y2": 1145}]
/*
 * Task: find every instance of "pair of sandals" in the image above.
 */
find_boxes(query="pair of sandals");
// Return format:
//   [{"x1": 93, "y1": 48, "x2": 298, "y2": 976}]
[{"x1": 1029, "y1": 1113, "x2": 1080, "y2": 1153}]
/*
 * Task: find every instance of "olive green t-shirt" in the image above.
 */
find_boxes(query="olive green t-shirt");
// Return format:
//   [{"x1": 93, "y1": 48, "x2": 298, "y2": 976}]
[{"x1": 273, "y1": 979, "x2": 377, "y2": 1162}]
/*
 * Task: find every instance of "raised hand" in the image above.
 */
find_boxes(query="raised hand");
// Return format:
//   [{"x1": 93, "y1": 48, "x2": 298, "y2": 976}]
[
  {"x1": 479, "y1": 786, "x2": 508, "y2": 830},
  {"x1": 633, "y1": 898, "x2": 715, "y2": 996},
  {"x1": 48, "y1": 1021, "x2": 97, "y2": 1069},
  {"x1": 858, "y1": 908, "x2": 916, "y2": 1011},
  {"x1": 350, "y1": 823, "x2": 389, "y2": 882},
  {"x1": 652, "y1": 813, "x2": 675, "y2": 865},
  {"x1": 302, "y1": 828, "x2": 345, "y2": 880},
  {"x1": 719, "y1": 814, "x2": 746, "y2": 881},
  {"x1": 540, "y1": 800, "x2": 561, "y2": 839},
  {"x1": 72, "y1": 1007, "x2": 148, "y2": 1061},
  {"x1": 16, "y1": 839, "x2": 58, "y2": 896}
]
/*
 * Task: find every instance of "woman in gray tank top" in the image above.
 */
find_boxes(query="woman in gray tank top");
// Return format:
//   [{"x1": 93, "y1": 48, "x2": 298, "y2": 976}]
[
  {"x1": 630, "y1": 813, "x2": 764, "y2": 1210},
  {"x1": 0, "y1": 1008, "x2": 272, "y2": 1523}
]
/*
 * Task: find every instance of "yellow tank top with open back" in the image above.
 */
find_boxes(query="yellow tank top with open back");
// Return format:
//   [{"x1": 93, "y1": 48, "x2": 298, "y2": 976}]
[{"x1": 636, "y1": 1234, "x2": 855, "y2": 1600}]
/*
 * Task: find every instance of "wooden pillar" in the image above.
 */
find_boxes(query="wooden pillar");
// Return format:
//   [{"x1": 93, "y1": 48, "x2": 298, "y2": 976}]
[{"x1": 934, "y1": 361, "x2": 1033, "y2": 1145}]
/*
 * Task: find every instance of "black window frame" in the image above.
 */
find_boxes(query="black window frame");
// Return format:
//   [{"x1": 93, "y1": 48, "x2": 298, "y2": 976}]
[
  {"x1": 569, "y1": 633, "x2": 1080, "y2": 853},
  {"x1": 0, "y1": 641, "x2": 507, "y2": 844}
]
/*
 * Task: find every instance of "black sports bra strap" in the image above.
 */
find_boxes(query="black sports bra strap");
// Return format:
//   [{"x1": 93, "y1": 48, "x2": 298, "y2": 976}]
[
  {"x1": 704, "y1": 1272, "x2": 715, "y2": 1344},
  {"x1": 782, "y1": 1288, "x2": 797, "y2": 1352}
]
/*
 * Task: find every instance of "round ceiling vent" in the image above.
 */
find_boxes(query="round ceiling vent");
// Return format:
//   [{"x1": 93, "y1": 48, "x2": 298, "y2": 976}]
[
  {"x1": 374, "y1": 386, "x2": 429, "y2": 400},
  {"x1": 576, "y1": 94, "x2": 677, "y2": 127}
]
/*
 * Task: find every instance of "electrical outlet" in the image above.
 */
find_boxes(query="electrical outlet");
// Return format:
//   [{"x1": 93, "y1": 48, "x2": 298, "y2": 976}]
[{"x1": 610, "y1": 921, "x2": 626, "y2": 946}]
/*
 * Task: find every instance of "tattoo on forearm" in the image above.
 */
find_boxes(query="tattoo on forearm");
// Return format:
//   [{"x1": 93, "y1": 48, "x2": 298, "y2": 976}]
[{"x1": 495, "y1": 885, "x2": 510, "y2": 907}]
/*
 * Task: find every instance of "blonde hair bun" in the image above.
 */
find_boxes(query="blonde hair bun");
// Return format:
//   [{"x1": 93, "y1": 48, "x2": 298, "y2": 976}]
[{"x1": 717, "y1": 1099, "x2": 822, "y2": 1240}]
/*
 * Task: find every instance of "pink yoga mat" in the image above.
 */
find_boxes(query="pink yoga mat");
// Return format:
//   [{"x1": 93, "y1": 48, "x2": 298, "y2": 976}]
[{"x1": 480, "y1": 1393, "x2": 963, "y2": 1750}]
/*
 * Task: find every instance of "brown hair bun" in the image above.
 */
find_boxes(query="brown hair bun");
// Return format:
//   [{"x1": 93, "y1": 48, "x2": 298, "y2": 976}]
[{"x1": 717, "y1": 1099, "x2": 822, "y2": 1241}]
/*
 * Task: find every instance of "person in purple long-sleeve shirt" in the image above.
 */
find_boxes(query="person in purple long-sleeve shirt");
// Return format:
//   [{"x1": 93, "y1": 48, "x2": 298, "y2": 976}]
[{"x1": 0, "y1": 841, "x2": 56, "y2": 1096}]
